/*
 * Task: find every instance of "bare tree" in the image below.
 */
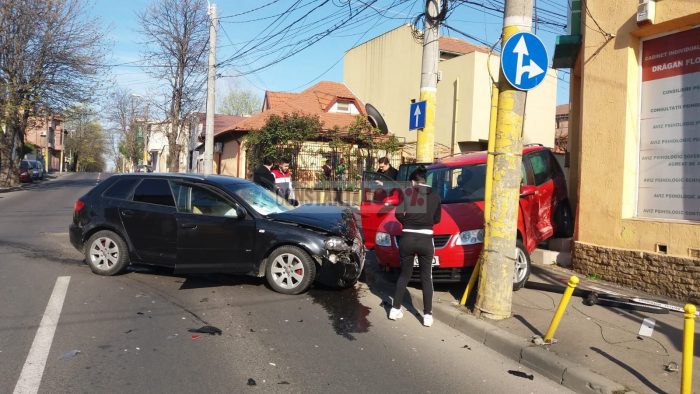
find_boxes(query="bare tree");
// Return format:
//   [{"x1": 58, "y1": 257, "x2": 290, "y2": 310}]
[
  {"x1": 138, "y1": 0, "x2": 209, "y2": 172},
  {"x1": 105, "y1": 88, "x2": 147, "y2": 170},
  {"x1": 0, "y1": 0, "x2": 104, "y2": 186}
]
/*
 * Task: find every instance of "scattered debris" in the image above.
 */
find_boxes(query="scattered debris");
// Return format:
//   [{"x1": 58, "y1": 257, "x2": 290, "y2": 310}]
[
  {"x1": 137, "y1": 312, "x2": 144, "y2": 315},
  {"x1": 124, "y1": 329, "x2": 133, "y2": 334},
  {"x1": 531, "y1": 336, "x2": 545, "y2": 346},
  {"x1": 61, "y1": 350, "x2": 81, "y2": 359},
  {"x1": 247, "y1": 378, "x2": 257, "y2": 386},
  {"x1": 665, "y1": 362, "x2": 679, "y2": 372},
  {"x1": 250, "y1": 329, "x2": 256, "y2": 333},
  {"x1": 298, "y1": 319, "x2": 304, "y2": 323},
  {"x1": 200, "y1": 298, "x2": 208, "y2": 303},
  {"x1": 508, "y1": 370, "x2": 534, "y2": 380},
  {"x1": 191, "y1": 335, "x2": 201, "y2": 340},
  {"x1": 278, "y1": 381, "x2": 290, "y2": 385},
  {"x1": 269, "y1": 362, "x2": 276, "y2": 366},
  {"x1": 188, "y1": 326, "x2": 222, "y2": 335},
  {"x1": 462, "y1": 345, "x2": 471, "y2": 350},
  {"x1": 583, "y1": 293, "x2": 668, "y2": 314}
]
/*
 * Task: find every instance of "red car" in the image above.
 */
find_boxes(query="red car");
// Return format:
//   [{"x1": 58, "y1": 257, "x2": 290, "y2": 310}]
[
  {"x1": 360, "y1": 145, "x2": 572, "y2": 290},
  {"x1": 19, "y1": 160, "x2": 33, "y2": 183}
]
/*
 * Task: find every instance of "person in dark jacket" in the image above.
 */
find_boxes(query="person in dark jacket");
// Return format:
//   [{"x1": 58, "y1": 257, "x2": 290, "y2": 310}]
[
  {"x1": 377, "y1": 157, "x2": 398, "y2": 180},
  {"x1": 389, "y1": 166, "x2": 442, "y2": 327},
  {"x1": 253, "y1": 156, "x2": 276, "y2": 192}
]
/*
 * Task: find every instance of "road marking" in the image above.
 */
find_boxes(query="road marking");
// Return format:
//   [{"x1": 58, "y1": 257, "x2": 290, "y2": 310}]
[{"x1": 13, "y1": 276, "x2": 71, "y2": 394}]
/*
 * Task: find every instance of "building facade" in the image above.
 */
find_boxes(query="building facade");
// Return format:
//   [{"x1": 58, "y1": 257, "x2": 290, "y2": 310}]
[
  {"x1": 24, "y1": 114, "x2": 64, "y2": 171},
  {"x1": 568, "y1": 2, "x2": 700, "y2": 302},
  {"x1": 344, "y1": 25, "x2": 558, "y2": 156}
]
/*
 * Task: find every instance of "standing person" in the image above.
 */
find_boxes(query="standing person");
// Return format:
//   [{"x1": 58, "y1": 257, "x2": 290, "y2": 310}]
[
  {"x1": 389, "y1": 166, "x2": 442, "y2": 327},
  {"x1": 377, "y1": 157, "x2": 398, "y2": 180},
  {"x1": 253, "y1": 156, "x2": 276, "y2": 192},
  {"x1": 321, "y1": 159, "x2": 333, "y2": 181},
  {"x1": 272, "y1": 157, "x2": 296, "y2": 202},
  {"x1": 335, "y1": 158, "x2": 347, "y2": 189}
]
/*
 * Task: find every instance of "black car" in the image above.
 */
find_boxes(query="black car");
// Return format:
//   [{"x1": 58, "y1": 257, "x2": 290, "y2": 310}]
[{"x1": 69, "y1": 173, "x2": 365, "y2": 294}]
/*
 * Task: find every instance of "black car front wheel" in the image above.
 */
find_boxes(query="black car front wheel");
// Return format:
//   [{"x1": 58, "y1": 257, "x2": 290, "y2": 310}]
[
  {"x1": 265, "y1": 246, "x2": 316, "y2": 295},
  {"x1": 84, "y1": 230, "x2": 130, "y2": 276}
]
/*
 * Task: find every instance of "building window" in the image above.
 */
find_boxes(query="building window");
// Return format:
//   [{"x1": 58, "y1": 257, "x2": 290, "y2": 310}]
[{"x1": 336, "y1": 101, "x2": 350, "y2": 113}]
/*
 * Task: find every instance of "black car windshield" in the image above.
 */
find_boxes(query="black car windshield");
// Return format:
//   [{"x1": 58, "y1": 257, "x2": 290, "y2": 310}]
[
  {"x1": 225, "y1": 182, "x2": 293, "y2": 215},
  {"x1": 428, "y1": 164, "x2": 487, "y2": 203}
]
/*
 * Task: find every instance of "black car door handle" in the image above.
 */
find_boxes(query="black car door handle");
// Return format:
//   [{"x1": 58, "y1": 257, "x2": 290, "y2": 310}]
[
  {"x1": 120, "y1": 209, "x2": 134, "y2": 216},
  {"x1": 180, "y1": 223, "x2": 198, "y2": 229}
]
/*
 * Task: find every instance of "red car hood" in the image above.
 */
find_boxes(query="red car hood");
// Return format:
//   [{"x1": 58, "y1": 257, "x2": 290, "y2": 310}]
[{"x1": 378, "y1": 201, "x2": 486, "y2": 236}]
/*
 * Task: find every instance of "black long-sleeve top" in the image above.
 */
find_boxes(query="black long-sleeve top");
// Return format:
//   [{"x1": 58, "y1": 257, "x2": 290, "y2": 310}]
[{"x1": 395, "y1": 184, "x2": 442, "y2": 231}]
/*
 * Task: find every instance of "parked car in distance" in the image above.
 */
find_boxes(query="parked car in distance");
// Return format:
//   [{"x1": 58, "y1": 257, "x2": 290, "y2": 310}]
[
  {"x1": 69, "y1": 173, "x2": 365, "y2": 295},
  {"x1": 27, "y1": 160, "x2": 44, "y2": 180},
  {"x1": 19, "y1": 160, "x2": 32, "y2": 183},
  {"x1": 134, "y1": 165, "x2": 153, "y2": 173},
  {"x1": 362, "y1": 145, "x2": 572, "y2": 290}
]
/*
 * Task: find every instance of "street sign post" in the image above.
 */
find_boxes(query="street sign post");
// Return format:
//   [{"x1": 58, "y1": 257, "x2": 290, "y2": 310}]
[
  {"x1": 409, "y1": 100, "x2": 427, "y2": 130},
  {"x1": 501, "y1": 32, "x2": 548, "y2": 91}
]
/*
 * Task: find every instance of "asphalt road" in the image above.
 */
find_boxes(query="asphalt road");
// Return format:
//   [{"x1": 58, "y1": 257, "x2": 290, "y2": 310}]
[{"x1": 0, "y1": 172, "x2": 572, "y2": 393}]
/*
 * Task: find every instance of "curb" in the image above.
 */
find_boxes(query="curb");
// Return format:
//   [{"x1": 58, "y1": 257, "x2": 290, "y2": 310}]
[{"x1": 364, "y1": 262, "x2": 635, "y2": 394}]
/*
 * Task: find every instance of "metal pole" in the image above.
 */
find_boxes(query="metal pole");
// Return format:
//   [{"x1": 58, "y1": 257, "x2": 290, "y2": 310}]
[
  {"x1": 203, "y1": 3, "x2": 217, "y2": 176},
  {"x1": 416, "y1": 0, "x2": 441, "y2": 163},
  {"x1": 543, "y1": 276, "x2": 579, "y2": 343},
  {"x1": 475, "y1": 0, "x2": 532, "y2": 320},
  {"x1": 682, "y1": 304, "x2": 696, "y2": 394}
]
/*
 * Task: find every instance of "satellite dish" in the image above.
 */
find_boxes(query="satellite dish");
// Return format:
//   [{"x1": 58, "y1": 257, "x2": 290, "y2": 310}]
[{"x1": 365, "y1": 103, "x2": 388, "y2": 135}]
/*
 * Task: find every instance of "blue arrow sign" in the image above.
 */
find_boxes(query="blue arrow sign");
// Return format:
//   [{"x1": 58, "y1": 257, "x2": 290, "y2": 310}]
[
  {"x1": 409, "y1": 101, "x2": 426, "y2": 130},
  {"x1": 501, "y1": 32, "x2": 548, "y2": 91}
]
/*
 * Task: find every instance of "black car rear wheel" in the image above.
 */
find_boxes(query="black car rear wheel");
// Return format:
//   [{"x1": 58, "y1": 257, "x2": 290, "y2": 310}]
[
  {"x1": 85, "y1": 230, "x2": 129, "y2": 276},
  {"x1": 265, "y1": 246, "x2": 316, "y2": 295}
]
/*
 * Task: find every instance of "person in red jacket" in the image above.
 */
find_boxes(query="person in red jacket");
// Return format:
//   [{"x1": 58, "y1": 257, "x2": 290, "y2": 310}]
[{"x1": 271, "y1": 158, "x2": 296, "y2": 203}]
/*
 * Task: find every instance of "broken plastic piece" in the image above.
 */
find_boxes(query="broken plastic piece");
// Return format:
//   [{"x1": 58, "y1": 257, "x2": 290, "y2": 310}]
[
  {"x1": 247, "y1": 378, "x2": 257, "y2": 386},
  {"x1": 665, "y1": 362, "x2": 679, "y2": 372},
  {"x1": 508, "y1": 370, "x2": 534, "y2": 380},
  {"x1": 531, "y1": 336, "x2": 545, "y2": 346},
  {"x1": 191, "y1": 335, "x2": 201, "y2": 340},
  {"x1": 188, "y1": 325, "x2": 222, "y2": 335},
  {"x1": 61, "y1": 350, "x2": 81, "y2": 359}
]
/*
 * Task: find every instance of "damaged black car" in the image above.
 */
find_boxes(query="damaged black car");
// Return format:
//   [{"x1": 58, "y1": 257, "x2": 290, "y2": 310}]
[{"x1": 69, "y1": 173, "x2": 365, "y2": 295}]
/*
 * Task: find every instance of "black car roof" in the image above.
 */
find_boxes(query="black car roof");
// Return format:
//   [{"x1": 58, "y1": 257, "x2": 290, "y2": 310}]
[{"x1": 109, "y1": 173, "x2": 253, "y2": 186}]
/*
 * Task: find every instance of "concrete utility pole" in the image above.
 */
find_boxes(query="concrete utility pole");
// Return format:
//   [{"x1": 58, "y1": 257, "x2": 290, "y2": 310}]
[
  {"x1": 203, "y1": 3, "x2": 217, "y2": 176},
  {"x1": 416, "y1": 0, "x2": 441, "y2": 163},
  {"x1": 475, "y1": 0, "x2": 533, "y2": 320}
]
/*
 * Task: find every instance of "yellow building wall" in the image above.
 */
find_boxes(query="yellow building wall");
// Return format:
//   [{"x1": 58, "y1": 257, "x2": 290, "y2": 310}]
[
  {"x1": 576, "y1": 2, "x2": 700, "y2": 257},
  {"x1": 344, "y1": 25, "x2": 557, "y2": 155}
]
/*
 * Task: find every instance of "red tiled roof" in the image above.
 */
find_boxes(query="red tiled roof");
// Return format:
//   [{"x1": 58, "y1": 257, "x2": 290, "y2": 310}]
[
  {"x1": 194, "y1": 113, "x2": 246, "y2": 138},
  {"x1": 228, "y1": 81, "x2": 365, "y2": 133},
  {"x1": 556, "y1": 104, "x2": 570, "y2": 116},
  {"x1": 439, "y1": 36, "x2": 488, "y2": 55}
]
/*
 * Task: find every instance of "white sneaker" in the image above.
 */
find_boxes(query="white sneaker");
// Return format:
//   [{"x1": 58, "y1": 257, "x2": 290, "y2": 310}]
[
  {"x1": 423, "y1": 314, "x2": 433, "y2": 327},
  {"x1": 388, "y1": 307, "x2": 404, "y2": 320}
]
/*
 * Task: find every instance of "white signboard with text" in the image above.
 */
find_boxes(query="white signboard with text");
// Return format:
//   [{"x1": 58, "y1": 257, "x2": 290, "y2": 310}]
[{"x1": 638, "y1": 27, "x2": 700, "y2": 221}]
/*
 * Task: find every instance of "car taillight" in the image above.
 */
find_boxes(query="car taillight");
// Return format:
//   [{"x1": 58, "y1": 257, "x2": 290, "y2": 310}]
[{"x1": 74, "y1": 199, "x2": 85, "y2": 213}]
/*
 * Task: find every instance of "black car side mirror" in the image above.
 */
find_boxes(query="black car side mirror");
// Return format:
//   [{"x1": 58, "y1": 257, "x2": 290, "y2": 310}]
[{"x1": 235, "y1": 206, "x2": 247, "y2": 218}]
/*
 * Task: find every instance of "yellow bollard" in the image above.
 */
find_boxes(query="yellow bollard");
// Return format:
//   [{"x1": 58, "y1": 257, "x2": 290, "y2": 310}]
[
  {"x1": 682, "y1": 304, "x2": 696, "y2": 394},
  {"x1": 543, "y1": 276, "x2": 579, "y2": 343}
]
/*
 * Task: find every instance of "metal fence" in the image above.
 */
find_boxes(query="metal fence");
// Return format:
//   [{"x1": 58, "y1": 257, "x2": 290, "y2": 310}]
[{"x1": 292, "y1": 141, "x2": 406, "y2": 190}]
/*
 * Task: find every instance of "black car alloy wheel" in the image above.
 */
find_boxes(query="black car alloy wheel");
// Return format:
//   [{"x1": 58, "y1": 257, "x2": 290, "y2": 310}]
[
  {"x1": 265, "y1": 246, "x2": 316, "y2": 295},
  {"x1": 85, "y1": 230, "x2": 130, "y2": 276}
]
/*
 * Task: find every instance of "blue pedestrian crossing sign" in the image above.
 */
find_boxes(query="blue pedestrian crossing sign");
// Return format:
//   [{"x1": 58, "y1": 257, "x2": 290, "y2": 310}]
[
  {"x1": 409, "y1": 100, "x2": 426, "y2": 130},
  {"x1": 501, "y1": 32, "x2": 548, "y2": 91}
]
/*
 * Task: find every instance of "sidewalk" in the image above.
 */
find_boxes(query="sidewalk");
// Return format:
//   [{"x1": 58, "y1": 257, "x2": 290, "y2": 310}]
[{"x1": 363, "y1": 252, "x2": 700, "y2": 394}]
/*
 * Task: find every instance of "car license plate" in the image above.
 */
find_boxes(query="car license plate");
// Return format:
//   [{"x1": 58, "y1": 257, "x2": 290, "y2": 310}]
[{"x1": 413, "y1": 256, "x2": 439, "y2": 267}]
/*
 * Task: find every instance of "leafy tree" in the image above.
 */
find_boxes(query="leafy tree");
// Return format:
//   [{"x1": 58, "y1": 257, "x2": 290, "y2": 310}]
[
  {"x1": 64, "y1": 104, "x2": 107, "y2": 172},
  {"x1": 218, "y1": 86, "x2": 262, "y2": 116},
  {"x1": 246, "y1": 113, "x2": 322, "y2": 180},
  {"x1": 0, "y1": 0, "x2": 104, "y2": 186}
]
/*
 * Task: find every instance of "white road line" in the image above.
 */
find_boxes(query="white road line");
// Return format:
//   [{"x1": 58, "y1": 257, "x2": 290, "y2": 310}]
[{"x1": 13, "y1": 276, "x2": 71, "y2": 394}]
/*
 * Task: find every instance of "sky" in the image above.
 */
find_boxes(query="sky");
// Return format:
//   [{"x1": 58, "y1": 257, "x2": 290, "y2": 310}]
[{"x1": 91, "y1": 0, "x2": 572, "y2": 114}]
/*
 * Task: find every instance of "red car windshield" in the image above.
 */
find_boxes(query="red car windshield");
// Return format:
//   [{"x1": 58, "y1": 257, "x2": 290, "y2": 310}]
[{"x1": 428, "y1": 164, "x2": 487, "y2": 203}]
